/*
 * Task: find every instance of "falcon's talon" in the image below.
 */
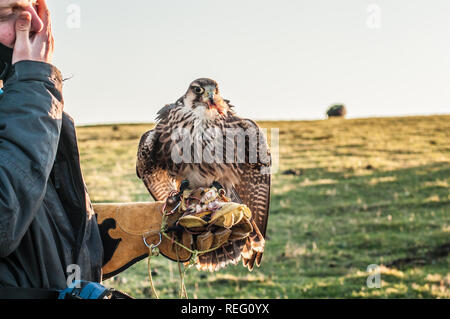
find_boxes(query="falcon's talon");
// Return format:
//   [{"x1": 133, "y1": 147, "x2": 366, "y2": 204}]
[
  {"x1": 179, "y1": 180, "x2": 190, "y2": 193},
  {"x1": 211, "y1": 181, "x2": 225, "y2": 192}
]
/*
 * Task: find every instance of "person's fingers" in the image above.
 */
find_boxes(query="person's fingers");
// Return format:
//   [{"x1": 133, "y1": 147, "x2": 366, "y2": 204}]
[
  {"x1": 15, "y1": 11, "x2": 32, "y2": 43},
  {"x1": 12, "y1": 12, "x2": 32, "y2": 64},
  {"x1": 27, "y1": 6, "x2": 44, "y2": 34},
  {"x1": 36, "y1": 0, "x2": 50, "y2": 28},
  {"x1": 33, "y1": 0, "x2": 53, "y2": 54}
]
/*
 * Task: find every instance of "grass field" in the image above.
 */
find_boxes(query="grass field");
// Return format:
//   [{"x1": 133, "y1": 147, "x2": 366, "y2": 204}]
[{"x1": 77, "y1": 115, "x2": 450, "y2": 299}]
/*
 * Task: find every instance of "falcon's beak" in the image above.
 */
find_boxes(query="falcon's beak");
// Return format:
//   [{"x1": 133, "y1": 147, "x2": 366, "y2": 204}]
[{"x1": 204, "y1": 89, "x2": 217, "y2": 109}]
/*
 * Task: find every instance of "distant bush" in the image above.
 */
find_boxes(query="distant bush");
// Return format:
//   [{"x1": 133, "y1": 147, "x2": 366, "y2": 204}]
[{"x1": 327, "y1": 104, "x2": 347, "y2": 118}]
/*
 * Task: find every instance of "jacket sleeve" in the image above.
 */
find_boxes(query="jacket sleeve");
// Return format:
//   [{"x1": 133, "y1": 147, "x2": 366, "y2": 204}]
[{"x1": 0, "y1": 61, "x2": 63, "y2": 257}]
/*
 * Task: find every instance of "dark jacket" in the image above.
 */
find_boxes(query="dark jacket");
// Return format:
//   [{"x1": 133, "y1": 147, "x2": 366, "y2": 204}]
[{"x1": 0, "y1": 61, "x2": 104, "y2": 289}]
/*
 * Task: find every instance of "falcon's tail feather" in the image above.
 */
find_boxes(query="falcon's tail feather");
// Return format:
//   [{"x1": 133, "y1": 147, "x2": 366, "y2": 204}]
[
  {"x1": 196, "y1": 240, "x2": 246, "y2": 272},
  {"x1": 195, "y1": 221, "x2": 266, "y2": 272}
]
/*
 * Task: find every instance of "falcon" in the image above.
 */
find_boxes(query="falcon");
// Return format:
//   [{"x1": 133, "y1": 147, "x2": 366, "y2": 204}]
[{"x1": 136, "y1": 78, "x2": 271, "y2": 271}]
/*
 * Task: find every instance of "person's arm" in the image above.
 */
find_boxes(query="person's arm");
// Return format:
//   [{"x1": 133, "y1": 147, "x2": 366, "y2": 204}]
[
  {"x1": 0, "y1": 61, "x2": 63, "y2": 257},
  {"x1": 0, "y1": 0, "x2": 60, "y2": 257}
]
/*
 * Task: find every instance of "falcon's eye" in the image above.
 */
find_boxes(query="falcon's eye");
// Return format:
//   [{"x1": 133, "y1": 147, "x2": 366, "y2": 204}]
[{"x1": 193, "y1": 86, "x2": 204, "y2": 94}]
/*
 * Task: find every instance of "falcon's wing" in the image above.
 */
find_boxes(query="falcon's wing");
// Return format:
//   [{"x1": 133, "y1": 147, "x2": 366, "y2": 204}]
[
  {"x1": 234, "y1": 120, "x2": 271, "y2": 270},
  {"x1": 136, "y1": 129, "x2": 178, "y2": 201},
  {"x1": 234, "y1": 165, "x2": 271, "y2": 270},
  {"x1": 197, "y1": 119, "x2": 272, "y2": 271}
]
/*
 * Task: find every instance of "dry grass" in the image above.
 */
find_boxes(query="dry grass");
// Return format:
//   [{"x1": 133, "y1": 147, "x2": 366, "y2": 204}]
[{"x1": 77, "y1": 115, "x2": 450, "y2": 298}]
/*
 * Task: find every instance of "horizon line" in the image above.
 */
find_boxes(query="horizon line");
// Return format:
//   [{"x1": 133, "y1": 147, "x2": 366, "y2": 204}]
[{"x1": 75, "y1": 113, "x2": 450, "y2": 128}]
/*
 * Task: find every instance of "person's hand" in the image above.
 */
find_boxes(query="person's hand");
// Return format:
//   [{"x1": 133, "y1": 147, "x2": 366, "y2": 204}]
[{"x1": 12, "y1": 0, "x2": 54, "y2": 65}]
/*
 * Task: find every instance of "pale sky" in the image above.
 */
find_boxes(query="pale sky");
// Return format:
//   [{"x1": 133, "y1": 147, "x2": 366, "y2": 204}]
[{"x1": 47, "y1": 0, "x2": 450, "y2": 125}]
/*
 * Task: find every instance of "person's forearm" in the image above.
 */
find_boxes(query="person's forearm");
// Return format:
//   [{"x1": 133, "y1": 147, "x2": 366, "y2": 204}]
[{"x1": 0, "y1": 60, "x2": 63, "y2": 257}]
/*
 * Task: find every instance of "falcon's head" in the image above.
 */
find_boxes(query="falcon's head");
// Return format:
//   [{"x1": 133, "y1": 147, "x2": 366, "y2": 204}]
[{"x1": 182, "y1": 78, "x2": 230, "y2": 117}]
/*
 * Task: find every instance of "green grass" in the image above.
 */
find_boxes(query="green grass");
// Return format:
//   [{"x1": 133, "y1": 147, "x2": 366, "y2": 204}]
[{"x1": 77, "y1": 115, "x2": 450, "y2": 299}]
